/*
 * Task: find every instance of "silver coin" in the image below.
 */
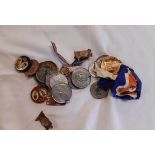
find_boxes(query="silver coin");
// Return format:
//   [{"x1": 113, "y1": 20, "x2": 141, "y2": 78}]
[
  {"x1": 46, "y1": 73, "x2": 68, "y2": 88},
  {"x1": 52, "y1": 83, "x2": 72, "y2": 104},
  {"x1": 88, "y1": 62, "x2": 96, "y2": 77},
  {"x1": 68, "y1": 74, "x2": 78, "y2": 89},
  {"x1": 36, "y1": 67, "x2": 53, "y2": 84},
  {"x1": 71, "y1": 67, "x2": 91, "y2": 89},
  {"x1": 90, "y1": 81, "x2": 108, "y2": 99}
]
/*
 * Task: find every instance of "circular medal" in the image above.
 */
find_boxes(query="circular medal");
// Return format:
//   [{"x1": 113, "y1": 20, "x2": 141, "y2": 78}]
[
  {"x1": 90, "y1": 81, "x2": 108, "y2": 99},
  {"x1": 15, "y1": 56, "x2": 31, "y2": 72},
  {"x1": 25, "y1": 59, "x2": 39, "y2": 76},
  {"x1": 71, "y1": 68, "x2": 91, "y2": 89},
  {"x1": 88, "y1": 62, "x2": 96, "y2": 77},
  {"x1": 36, "y1": 61, "x2": 58, "y2": 85},
  {"x1": 52, "y1": 83, "x2": 72, "y2": 104},
  {"x1": 46, "y1": 73, "x2": 68, "y2": 88},
  {"x1": 31, "y1": 85, "x2": 48, "y2": 103}
]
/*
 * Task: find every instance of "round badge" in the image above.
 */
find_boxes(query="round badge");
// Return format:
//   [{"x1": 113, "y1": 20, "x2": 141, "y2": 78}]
[
  {"x1": 15, "y1": 56, "x2": 31, "y2": 72},
  {"x1": 31, "y1": 85, "x2": 48, "y2": 103},
  {"x1": 90, "y1": 81, "x2": 108, "y2": 99},
  {"x1": 25, "y1": 59, "x2": 39, "y2": 76},
  {"x1": 71, "y1": 67, "x2": 91, "y2": 89},
  {"x1": 51, "y1": 83, "x2": 72, "y2": 104}
]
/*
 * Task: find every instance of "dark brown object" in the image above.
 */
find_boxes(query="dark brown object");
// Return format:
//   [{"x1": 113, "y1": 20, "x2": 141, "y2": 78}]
[
  {"x1": 35, "y1": 111, "x2": 53, "y2": 130},
  {"x1": 25, "y1": 59, "x2": 39, "y2": 76},
  {"x1": 51, "y1": 41, "x2": 70, "y2": 65},
  {"x1": 60, "y1": 64, "x2": 71, "y2": 77},
  {"x1": 46, "y1": 90, "x2": 57, "y2": 106},
  {"x1": 74, "y1": 49, "x2": 92, "y2": 61}
]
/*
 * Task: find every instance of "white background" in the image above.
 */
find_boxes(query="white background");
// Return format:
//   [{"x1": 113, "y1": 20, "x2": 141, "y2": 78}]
[
  {"x1": 0, "y1": 25, "x2": 153, "y2": 130},
  {"x1": 0, "y1": 0, "x2": 155, "y2": 154}
]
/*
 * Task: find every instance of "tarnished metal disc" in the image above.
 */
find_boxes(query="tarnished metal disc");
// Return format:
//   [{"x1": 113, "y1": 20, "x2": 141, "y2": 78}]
[
  {"x1": 36, "y1": 61, "x2": 58, "y2": 85},
  {"x1": 71, "y1": 67, "x2": 91, "y2": 89},
  {"x1": 52, "y1": 83, "x2": 72, "y2": 104},
  {"x1": 90, "y1": 81, "x2": 108, "y2": 99}
]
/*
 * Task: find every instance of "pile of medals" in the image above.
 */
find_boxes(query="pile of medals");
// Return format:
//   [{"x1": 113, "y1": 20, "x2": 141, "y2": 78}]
[
  {"x1": 15, "y1": 42, "x2": 142, "y2": 129},
  {"x1": 89, "y1": 55, "x2": 142, "y2": 100},
  {"x1": 15, "y1": 42, "x2": 93, "y2": 106}
]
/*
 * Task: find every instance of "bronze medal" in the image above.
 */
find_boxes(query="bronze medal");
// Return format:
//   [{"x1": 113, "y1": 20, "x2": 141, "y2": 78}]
[
  {"x1": 25, "y1": 59, "x2": 39, "y2": 76},
  {"x1": 31, "y1": 85, "x2": 48, "y2": 103}
]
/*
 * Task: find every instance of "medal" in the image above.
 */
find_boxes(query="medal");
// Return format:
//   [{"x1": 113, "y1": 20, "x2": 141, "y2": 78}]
[
  {"x1": 90, "y1": 81, "x2": 108, "y2": 99},
  {"x1": 51, "y1": 83, "x2": 72, "y2": 104},
  {"x1": 71, "y1": 67, "x2": 91, "y2": 89},
  {"x1": 15, "y1": 56, "x2": 31, "y2": 72}
]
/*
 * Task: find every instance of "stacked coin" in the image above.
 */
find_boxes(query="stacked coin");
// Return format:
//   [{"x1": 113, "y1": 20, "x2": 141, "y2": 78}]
[{"x1": 88, "y1": 55, "x2": 122, "y2": 99}]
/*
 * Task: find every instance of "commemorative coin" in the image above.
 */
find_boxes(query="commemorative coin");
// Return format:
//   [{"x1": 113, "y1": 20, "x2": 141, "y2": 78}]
[{"x1": 71, "y1": 67, "x2": 91, "y2": 89}]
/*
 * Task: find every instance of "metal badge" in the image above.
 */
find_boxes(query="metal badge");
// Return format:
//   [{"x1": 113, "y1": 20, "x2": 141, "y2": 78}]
[
  {"x1": 15, "y1": 56, "x2": 31, "y2": 72},
  {"x1": 31, "y1": 85, "x2": 48, "y2": 103},
  {"x1": 71, "y1": 67, "x2": 91, "y2": 89},
  {"x1": 25, "y1": 59, "x2": 39, "y2": 76},
  {"x1": 90, "y1": 81, "x2": 108, "y2": 99},
  {"x1": 52, "y1": 83, "x2": 72, "y2": 104},
  {"x1": 35, "y1": 111, "x2": 53, "y2": 130}
]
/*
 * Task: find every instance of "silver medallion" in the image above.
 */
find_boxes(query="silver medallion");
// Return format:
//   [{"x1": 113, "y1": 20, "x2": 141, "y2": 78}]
[
  {"x1": 71, "y1": 67, "x2": 91, "y2": 89},
  {"x1": 46, "y1": 73, "x2": 68, "y2": 88},
  {"x1": 90, "y1": 81, "x2": 108, "y2": 99},
  {"x1": 52, "y1": 83, "x2": 72, "y2": 104}
]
